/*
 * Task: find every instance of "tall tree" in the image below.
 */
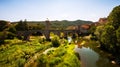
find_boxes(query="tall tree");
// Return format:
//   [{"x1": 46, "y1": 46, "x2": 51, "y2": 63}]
[
  {"x1": 0, "y1": 20, "x2": 9, "y2": 31},
  {"x1": 0, "y1": 20, "x2": 10, "y2": 44},
  {"x1": 107, "y1": 5, "x2": 120, "y2": 29},
  {"x1": 15, "y1": 20, "x2": 28, "y2": 31},
  {"x1": 95, "y1": 5, "x2": 120, "y2": 53}
]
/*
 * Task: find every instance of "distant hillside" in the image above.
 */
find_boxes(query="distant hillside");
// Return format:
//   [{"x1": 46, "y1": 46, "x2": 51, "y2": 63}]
[
  {"x1": 50, "y1": 20, "x2": 92, "y2": 30},
  {"x1": 12, "y1": 20, "x2": 93, "y2": 30}
]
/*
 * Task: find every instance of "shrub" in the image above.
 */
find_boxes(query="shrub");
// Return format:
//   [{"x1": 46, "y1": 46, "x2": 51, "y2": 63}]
[
  {"x1": 49, "y1": 57, "x2": 62, "y2": 67},
  {"x1": 6, "y1": 32, "x2": 15, "y2": 39},
  {"x1": 51, "y1": 36, "x2": 60, "y2": 47},
  {"x1": 54, "y1": 48, "x2": 66, "y2": 57},
  {"x1": 90, "y1": 35, "x2": 97, "y2": 41},
  {"x1": 38, "y1": 54, "x2": 47, "y2": 67},
  {"x1": 17, "y1": 58, "x2": 26, "y2": 67},
  {"x1": 0, "y1": 32, "x2": 6, "y2": 45}
]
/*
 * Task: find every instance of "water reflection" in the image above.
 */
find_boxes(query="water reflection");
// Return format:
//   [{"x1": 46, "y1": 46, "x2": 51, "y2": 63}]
[
  {"x1": 68, "y1": 37, "x2": 72, "y2": 43},
  {"x1": 75, "y1": 45, "x2": 99, "y2": 67},
  {"x1": 74, "y1": 45, "x2": 119, "y2": 67}
]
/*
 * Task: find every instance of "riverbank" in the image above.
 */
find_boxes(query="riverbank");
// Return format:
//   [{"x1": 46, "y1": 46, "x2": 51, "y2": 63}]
[
  {"x1": 25, "y1": 37, "x2": 80, "y2": 67},
  {"x1": 0, "y1": 36, "x2": 81, "y2": 67},
  {"x1": 75, "y1": 37, "x2": 119, "y2": 67}
]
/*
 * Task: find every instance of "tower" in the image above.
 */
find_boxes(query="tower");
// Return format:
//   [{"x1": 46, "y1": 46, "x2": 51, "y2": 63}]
[
  {"x1": 45, "y1": 18, "x2": 50, "y2": 30},
  {"x1": 45, "y1": 18, "x2": 50, "y2": 40}
]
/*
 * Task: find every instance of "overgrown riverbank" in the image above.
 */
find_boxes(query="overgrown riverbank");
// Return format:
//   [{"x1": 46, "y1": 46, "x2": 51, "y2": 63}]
[{"x1": 0, "y1": 36, "x2": 80, "y2": 67}]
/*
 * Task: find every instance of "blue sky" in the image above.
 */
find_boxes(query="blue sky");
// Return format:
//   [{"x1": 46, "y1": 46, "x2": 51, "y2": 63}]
[{"x1": 0, "y1": 0, "x2": 120, "y2": 22}]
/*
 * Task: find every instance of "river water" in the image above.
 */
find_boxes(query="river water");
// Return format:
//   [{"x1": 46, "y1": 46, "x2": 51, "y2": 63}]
[
  {"x1": 66, "y1": 37, "x2": 118, "y2": 67},
  {"x1": 74, "y1": 45, "x2": 119, "y2": 67}
]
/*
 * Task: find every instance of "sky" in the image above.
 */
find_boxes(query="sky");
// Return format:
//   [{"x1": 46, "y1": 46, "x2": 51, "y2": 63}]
[{"x1": 0, "y1": 0, "x2": 120, "y2": 22}]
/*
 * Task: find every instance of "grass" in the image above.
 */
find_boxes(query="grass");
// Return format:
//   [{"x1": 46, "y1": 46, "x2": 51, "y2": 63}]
[
  {"x1": 0, "y1": 36, "x2": 52, "y2": 67},
  {"x1": 0, "y1": 36, "x2": 81, "y2": 67},
  {"x1": 36, "y1": 43, "x2": 80, "y2": 67}
]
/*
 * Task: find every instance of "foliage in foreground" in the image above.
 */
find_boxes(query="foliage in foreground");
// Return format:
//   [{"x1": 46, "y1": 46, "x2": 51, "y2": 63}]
[
  {"x1": 0, "y1": 36, "x2": 80, "y2": 67},
  {"x1": 0, "y1": 37, "x2": 52, "y2": 67},
  {"x1": 37, "y1": 44, "x2": 80, "y2": 67}
]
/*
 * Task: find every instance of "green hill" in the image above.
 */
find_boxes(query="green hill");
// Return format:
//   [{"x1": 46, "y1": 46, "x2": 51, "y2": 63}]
[{"x1": 12, "y1": 20, "x2": 93, "y2": 30}]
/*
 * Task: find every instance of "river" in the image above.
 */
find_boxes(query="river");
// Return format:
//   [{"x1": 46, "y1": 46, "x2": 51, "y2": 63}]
[
  {"x1": 74, "y1": 43, "x2": 119, "y2": 67},
  {"x1": 67, "y1": 37, "x2": 119, "y2": 67}
]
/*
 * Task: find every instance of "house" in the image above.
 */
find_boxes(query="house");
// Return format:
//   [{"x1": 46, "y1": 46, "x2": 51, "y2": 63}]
[
  {"x1": 98, "y1": 18, "x2": 107, "y2": 24},
  {"x1": 79, "y1": 24, "x2": 91, "y2": 34},
  {"x1": 90, "y1": 17, "x2": 107, "y2": 26}
]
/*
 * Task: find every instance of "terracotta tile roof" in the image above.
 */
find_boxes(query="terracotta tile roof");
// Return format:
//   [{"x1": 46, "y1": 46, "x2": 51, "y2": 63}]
[{"x1": 81, "y1": 24, "x2": 90, "y2": 30}]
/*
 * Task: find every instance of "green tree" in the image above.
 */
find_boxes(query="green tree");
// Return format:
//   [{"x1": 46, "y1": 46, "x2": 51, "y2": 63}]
[
  {"x1": 107, "y1": 5, "x2": 120, "y2": 29},
  {"x1": 116, "y1": 27, "x2": 120, "y2": 43},
  {"x1": 0, "y1": 20, "x2": 9, "y2": 31},
  {"x1": 95, "y1": 5, "x2": 120, "y2": 53},
  {"x1": 0, "y1": 20, "x2": 10, "y2": 44},
  {"x1": 0, "y1": 32, "x2": 7, "y2": 44},
  {"x1": 94, "y1": 25, "x2": 104, "y2": 41},
  {"x1": 116, "y1": 27, "x2": 120, "y2": 52},
  {"x1": 100, "y1": 25, "x2": 116, "y2": 52},
  {"x1": 89, "y1": 25, "x2": 96, "y2": 35},
  {"x1": 15, "y1": 20, "x2": 28, "y2": 31},
  {"x1": 8, "y1": 26, "x2": 16, "y2": 33}
]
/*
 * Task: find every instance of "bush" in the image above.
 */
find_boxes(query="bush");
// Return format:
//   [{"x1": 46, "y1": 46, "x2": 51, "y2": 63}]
[
  {"x1": 38, "y1": 54, "x2": 47, "y2": 67},
  {"x1": 17, "y1": 36, "x2": 24, "y2": 40},
  {"x1": 17, "y1": 58, "x2": 26, "y2": 67},
  {"x1": 0, "y1": 32, "x2": 6, "y2": 45},
  {"x1": 6, "y1": 32, "x2": 15, "y2": 39},
  {"x1": 90, "y1": 35, "x2": 97, "y2": 41},
  {"x1": 51, "y1": 36, "x2": 60, "y2": 47},
  {"x1": 49, "y1": 57, "x2": 62, "y2": 67},
  {"x1": 8, "y1": 26, "x2": 16, "y2": 34}
]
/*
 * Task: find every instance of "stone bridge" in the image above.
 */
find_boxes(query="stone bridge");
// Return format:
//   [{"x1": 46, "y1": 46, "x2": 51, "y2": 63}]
[
  {"x1": 17, "y1": 19, "x2": 82, "y2": 41},
  {"x1": 17, "y1": 29, "x2": 81, "y2": 41}
]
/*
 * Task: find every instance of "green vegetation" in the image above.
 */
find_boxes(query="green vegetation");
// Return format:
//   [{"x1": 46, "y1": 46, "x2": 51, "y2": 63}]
[
  {"x1": 1, "y1": 4, "x2": 120, "y2": 67},
  {"x1": 94, "y1": 5, "x2": 120, "y2": 54},
  {"x1": 89, "y1": 5, "x2": 120, "y2": 65},
  {"x1": 0, "y1": 37, "x2": 52, "y2": 67},
  {"x1": 0, "y1": 20, "x2": 9, "y2": 31},
  {"x1": 51, "y1": 36, "x2": 60, "y2": 47},
  {"x1": 36, "y1": 43, "x2": 80, "y2": 67},
  {"x1": 15, "y1": 20, "x2": 29, "y2": 31},
  {"x1": 0, "y1": 20, "x2": 10, "y2": 44},
  {"x1": 0, "y1": 20, "x2": 17, "y2": 44},
  {"x1": 13, "y1": 20, "x2": 92, "y2": 30},
  {"x1": 0, "y1": 36, "x2": 80, "y2": 67}
]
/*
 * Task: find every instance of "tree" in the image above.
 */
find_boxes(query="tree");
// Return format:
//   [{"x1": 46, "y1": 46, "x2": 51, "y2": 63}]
[
  {"x1": 8, "y1": 26, "x2": 16, "y2": 33},
  {"x1": 6, "y1": 25, "x2": 16, "y2": 39},
  {"x1": 89, "y1": 25, "x2": 96, "y2": 35},
  {"x1": 116, "y1": 27, "x2": 120, "y2": 43},
  {"x1": 107, "y1": 5, "x2": 120, "y2": 29},
  {"x1": 0, "y1": 20, "x2": 10, "y2": 44},
  {"x1": 100, "y1": 25, "x2": 116, "y2": 52},
  {"x1": 0, "y1": 20, "x2": 9, "y2": 31},
  {"x1": 15, "y1": 20, "x2": 28, "y2": 31},
  {"x1": 106, "y1": 5, "x2": 120, "y2": 53},
  {"x1": 94, "y1": 25, "x2": 104, "y2": 41},
  {"x1": 95, "y1": 5, "x2": 120, "y2": 54},
  {"x1": 116, "y1": 27, "x2": 120, "y2": 53}
]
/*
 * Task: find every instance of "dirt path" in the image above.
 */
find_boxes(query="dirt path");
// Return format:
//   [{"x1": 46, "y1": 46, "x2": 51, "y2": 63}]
[
  {"x1": 24, "y1": 51, "x2": 43, "y2": 67},
  {"x1": 24, "y1": 45, "x2": 54, "y2": 67}
]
